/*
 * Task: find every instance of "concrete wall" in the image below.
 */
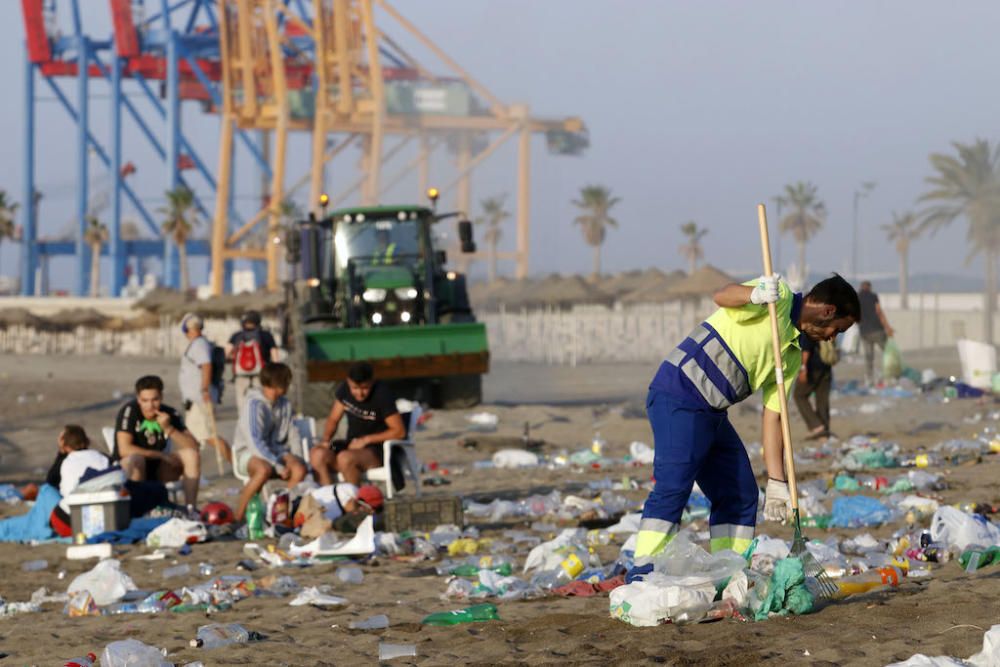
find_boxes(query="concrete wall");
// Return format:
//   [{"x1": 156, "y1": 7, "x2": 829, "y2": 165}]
[{"x1": 0, "y1": 316, "x2": 282, "y2": 358}]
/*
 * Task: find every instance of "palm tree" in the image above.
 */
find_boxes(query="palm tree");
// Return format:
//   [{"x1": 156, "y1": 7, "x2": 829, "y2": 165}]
[
  {"x1": 476, "y1": 195, "x2": 510, "y2": 283},
  {"x1": 778, "y1": 181, "x2": 826, "y2": 281},
  {"x1": 572, "y1": 185, "x2": 621, "y2": 277},
  {"x1": 678, "y1": 221, "x2": 708, "y2": 274},
  {"x1": 0, "y1": 190, "x2": 19, "y2": 279},
  {"x1": 919, "y1": 139, "x2": 1000, "y2": 343},
  {"x1": 159, "y1": 186, "x2": 197, "y2": 292},
  {"x1": 882, "y1": 211, "x2": 920, "y2": 310},
  {"x1": 83, "y1": 216, "x2": 109, "y2": 297}
]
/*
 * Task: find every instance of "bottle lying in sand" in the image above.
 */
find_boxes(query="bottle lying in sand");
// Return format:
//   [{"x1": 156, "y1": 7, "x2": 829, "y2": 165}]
[
  {"x1": 421, "y1": 603, "x2": 500, "y2": 626},
  {"x1": 836, "y1": 565, "x2": 905, "y2": 597},
  {"x1": 63, "y1": 653, "x2": 96, "y2": 667},
  {"x1": 190, "y1": 623, "x2": 262, "y2": 648}
]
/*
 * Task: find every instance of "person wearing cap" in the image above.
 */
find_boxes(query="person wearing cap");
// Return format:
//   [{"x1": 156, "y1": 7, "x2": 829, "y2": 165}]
[
  {"x1": 294, "y1": 483, "x2": 384, "y2": 537},
  {"x1": 179, "y1": 313, "x2": 231, "y2": 467},
  {"x1": 226, "y1": 310, "x2": 280, "y2": 416}
]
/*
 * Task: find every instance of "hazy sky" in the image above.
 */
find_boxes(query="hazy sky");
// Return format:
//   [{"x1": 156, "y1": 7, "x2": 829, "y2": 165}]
[{"x1": 2, "y1": 1, "x2": 1000, "y2": 290}]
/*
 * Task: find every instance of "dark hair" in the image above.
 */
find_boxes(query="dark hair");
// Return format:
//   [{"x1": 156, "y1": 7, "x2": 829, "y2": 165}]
[
  {"x1": 62, "y1": 424, "x2": 90, "y2": 451},
  {"x1": 260, "y1": 362, "x2": 292, "y2": 390},
  {"x1": 347, "y1": 361, "x2": 375, "y2": 384},
  {"x1": 242, "y1": 310, "x2": 262, "y2": 328},
  {"x1": 135, "y1": 375, "x2": 164, "y2": 394},
  {"x1": 805, "y1": 274, "x2": 861, "y2": 321}
]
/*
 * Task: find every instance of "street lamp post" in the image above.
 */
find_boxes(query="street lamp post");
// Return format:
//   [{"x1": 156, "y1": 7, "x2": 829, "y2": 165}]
[{"x1": 852, "y1": 181, "x2": 876, "y2": 281}]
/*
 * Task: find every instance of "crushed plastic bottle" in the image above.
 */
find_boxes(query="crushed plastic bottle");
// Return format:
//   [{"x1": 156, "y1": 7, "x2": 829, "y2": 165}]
[
  {"x1": 63, "y1": 653, "x2": 96, "y2": 667},
  {"x1": 199, "y1": 562, "x2": 215, "y2": 577},
  {"x1": 349, "y1": 614, "x2": 390, "y2": 630},
  {"x1": 190, "y1": 623, "x2": 262, "y2": 648},
  {"x1": 100, "y1": 639, "x2": 171, "y2": 667}
]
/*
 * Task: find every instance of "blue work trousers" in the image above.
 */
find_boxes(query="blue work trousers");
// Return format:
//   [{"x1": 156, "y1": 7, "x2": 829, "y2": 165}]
[{"x1": 639, "y1": 389, "x2": 758, "y2": 552}]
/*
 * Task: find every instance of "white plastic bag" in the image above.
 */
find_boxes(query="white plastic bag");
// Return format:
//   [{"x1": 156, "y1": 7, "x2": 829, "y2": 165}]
[
  {"x1": 929, "y1": 507, "x2": 1000, "y2": 551},
  {"x1": 145, "y1": 518, "x2": 207, "y2": 548},
  {"x1": 609, "y1": 572, "x2": 716, "y2": 626},
  {"x1": 67, "y1": 559, "x2": 137, "y2": 607},
  {"x1": 628, "y1": 442, "x2": 654, "y2": 465},
  {"x1": 491, "y1": 449, "x2": 539, "y2": 468},
  {"x1": 886, "y1": 623, "x2": 1000, "y2": 667}
]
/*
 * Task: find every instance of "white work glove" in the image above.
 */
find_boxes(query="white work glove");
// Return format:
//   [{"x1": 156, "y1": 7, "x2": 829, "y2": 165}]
[
  {"x1": 763, "y1": 478, "x2": 792, "y2": 523},
  {"x1": 750, "y1": 274, "x2": 780, "y2": 305}
]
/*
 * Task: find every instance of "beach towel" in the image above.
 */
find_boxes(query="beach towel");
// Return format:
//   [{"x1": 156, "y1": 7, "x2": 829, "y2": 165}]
[
  {"x1": 0, "y1": 484, "x2": 60, "y2": 543},
  {"x1": 87, "y1": 516, "x2": 171, "y2": 545}
]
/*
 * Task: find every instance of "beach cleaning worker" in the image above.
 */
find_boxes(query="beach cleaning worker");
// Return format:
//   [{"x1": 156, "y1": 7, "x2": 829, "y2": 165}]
[{"x1": 626, "y1": 274, "x2": 859, "y2": 583}]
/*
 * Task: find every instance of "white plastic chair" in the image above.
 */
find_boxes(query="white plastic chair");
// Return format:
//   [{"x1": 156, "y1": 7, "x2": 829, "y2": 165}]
[
  {"x1": 363, "y1": 402, "x2": 423, "y2": 499},
  {"x1": 101, "y1": 426, "x2": 182, "y2": 504}
]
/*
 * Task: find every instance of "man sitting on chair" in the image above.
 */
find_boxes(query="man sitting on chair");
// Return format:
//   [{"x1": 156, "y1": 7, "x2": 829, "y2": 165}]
[{"x1": 311, "y1": 362, "x2": 406, "y2": 486}]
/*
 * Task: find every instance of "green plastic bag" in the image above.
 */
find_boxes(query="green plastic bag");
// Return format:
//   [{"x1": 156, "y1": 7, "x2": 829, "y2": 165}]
[
  {"x1": 882, "y1": 338, "x2": 902, "y2": 380},
  {"x1": 753, "y1": 557, "x2": 815, "y2": 621}
]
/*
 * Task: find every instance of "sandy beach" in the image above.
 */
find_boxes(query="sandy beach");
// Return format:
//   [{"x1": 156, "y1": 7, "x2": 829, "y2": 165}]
[{"x1": 1, "y1": 348, "x2": 999, "y2": 666}]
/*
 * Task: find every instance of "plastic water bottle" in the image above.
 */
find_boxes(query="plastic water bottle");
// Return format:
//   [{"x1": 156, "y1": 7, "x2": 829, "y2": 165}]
[
  {"x1": 421, "y1": 603, "x2": 500, "y2": 626},
  {"x1": 22, "y1": 559, "x2": 48, "y2": 571},
  {"x1": 531, "y1": 549, "x2": 587, "y2": 590},
  {"x1": 63, "y1": 653, "x2": 96, "y2": 667},
  {"x1": 190, "y1": 623, "x2": 261, "y2": 649},
  {"x1": 163, "y1": 563, "x2": 191, "y2": 578},
  {"x1": 199, "y1": 562, "x2": 215, "y2": 577},
  {"x1": 336, "y1": 565, "x2": 364, "y2": 584},
  {"x1": 246, "y1": 494, "x2": 265, "y2": 540},
  {"x1": 350, "y1": 614, "x2": 390, "y2": 630}
]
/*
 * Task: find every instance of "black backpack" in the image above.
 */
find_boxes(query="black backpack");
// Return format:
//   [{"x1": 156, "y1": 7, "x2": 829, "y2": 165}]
[
  {"x1": 209, "y1": 343, "x2": 227, "y2": 401},
  {"x1": 185, "y1": 338, "x2": 227, "y2": 403}
]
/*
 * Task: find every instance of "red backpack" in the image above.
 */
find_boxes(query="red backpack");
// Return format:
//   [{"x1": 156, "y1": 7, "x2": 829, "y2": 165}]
[{"x1": 234, "y1": 332, "x2": 264, "y2": 376}]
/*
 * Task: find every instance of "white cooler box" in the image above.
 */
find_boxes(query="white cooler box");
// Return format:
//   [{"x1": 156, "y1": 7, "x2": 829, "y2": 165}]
[{"x1": 64, "y1": 490, "x2": 131, "y2": 539}]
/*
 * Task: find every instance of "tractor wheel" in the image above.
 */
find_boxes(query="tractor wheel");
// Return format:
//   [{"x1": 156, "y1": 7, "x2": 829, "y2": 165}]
[{"x1": 438, "y1": 373, "x2": 482, "y2": 409}]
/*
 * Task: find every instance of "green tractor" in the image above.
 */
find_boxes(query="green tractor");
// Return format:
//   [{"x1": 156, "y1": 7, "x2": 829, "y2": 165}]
[{"x1": 283, "y1": 191, "x2": 489, "y2": 417}]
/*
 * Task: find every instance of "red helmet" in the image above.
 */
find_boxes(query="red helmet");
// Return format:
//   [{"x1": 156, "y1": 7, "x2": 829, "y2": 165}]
[{"x1": 200, "y1": 501, "x2": 235, "y2": 526}]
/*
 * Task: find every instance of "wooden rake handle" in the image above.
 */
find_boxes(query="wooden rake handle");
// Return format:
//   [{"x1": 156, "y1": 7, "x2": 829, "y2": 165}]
[{"x1": 757, "y1": 203, "x2": 800, "y2": 511}]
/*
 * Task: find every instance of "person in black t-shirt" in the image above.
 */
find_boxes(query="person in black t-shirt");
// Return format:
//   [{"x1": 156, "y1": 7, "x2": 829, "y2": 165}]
[
  {"x1": 311, "y1": 362, "x2": 406, "y2": 486},
  {"x1": 114, "y1": 375, "x2": 201, "y2": 507},
  {"x1": 794, "y1": 334, "x2": 833, "y2": 440},
  {"x1": 857, "y1": 281, "x2": 895, "y2": 386}
]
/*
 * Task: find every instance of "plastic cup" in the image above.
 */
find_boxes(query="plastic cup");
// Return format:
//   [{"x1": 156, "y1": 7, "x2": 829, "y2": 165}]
[{"x1": 378, "y1": 643, "x2": 416, "y2": 661}]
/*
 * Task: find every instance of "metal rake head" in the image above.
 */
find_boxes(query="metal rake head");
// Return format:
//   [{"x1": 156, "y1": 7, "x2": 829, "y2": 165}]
[{"x1": 791, "y1": 532, "x2": 839, "y2": 599}]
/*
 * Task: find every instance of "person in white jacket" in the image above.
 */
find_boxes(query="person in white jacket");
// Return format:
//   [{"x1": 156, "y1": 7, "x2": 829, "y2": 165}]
[{"x1": 232, "y1": 363, "x2": 307, "y2": 521}]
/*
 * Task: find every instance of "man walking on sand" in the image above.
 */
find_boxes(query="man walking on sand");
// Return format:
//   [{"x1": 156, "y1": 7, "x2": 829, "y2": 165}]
[
  {"x1": 857, "y1": 281, "x2": 894, "y2": 387},
  {"x1": 627, "y1": 274, "x2": 859, "y2": 584}
]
